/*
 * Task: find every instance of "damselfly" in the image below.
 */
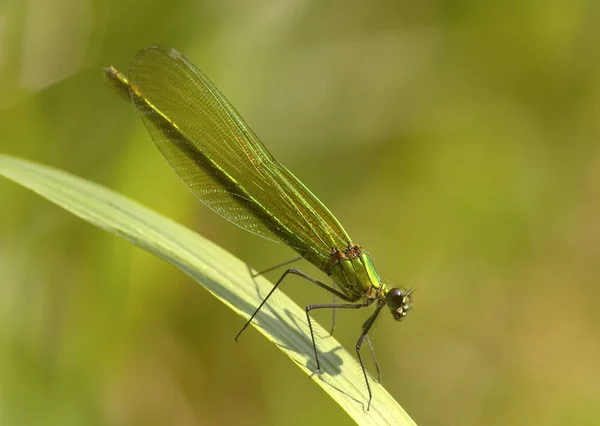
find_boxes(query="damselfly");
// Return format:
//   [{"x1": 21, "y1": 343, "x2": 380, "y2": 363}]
[{"x1": 104, "y1": 46, "x2": 413, "y2": 410}]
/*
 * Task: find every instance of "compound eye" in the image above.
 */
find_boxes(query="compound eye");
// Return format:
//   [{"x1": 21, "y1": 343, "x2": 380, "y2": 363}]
[{"x1": 387, "y1": 288, "x2": 405, "y2": 308}]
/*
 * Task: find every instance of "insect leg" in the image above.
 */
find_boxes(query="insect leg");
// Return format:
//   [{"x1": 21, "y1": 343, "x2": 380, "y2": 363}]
[
  {"x1": 365, "y1": 334, "x2": 381, "y2": 383},
  {"x1": 251, "y1": 256, "x2": 303, "y2": 277},
  {"x1": 355, "y1": 301, "x2": 386, "y2": 411},
  {"x1": 305, "y1": 300, "x2": 374, "y2": 380},
  {"x1": 235, "y1": 268, "x2": 351, "y2": 342},
  {"x1": 330, "y1": 281, "x2": 337, "y2": 336}
]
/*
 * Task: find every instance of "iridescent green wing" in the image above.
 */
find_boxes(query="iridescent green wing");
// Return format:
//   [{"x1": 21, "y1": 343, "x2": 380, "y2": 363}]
[{"x1": 115, "y1": 46, "x2": 351, "y2": 266}]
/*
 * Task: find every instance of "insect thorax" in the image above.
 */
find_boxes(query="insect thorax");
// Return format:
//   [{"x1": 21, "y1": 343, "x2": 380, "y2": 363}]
[{"x1": 325, "y1": 244, "x2": 385, "y2": 302}]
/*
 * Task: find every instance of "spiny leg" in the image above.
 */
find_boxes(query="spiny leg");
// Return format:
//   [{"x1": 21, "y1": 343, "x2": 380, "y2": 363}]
[
  {"x1": 305, "y1": 300, "x2": 374, "y2": 378},
  {"x1": 356, "y1": 301, "x2": 386, "y2": 411},
  {"x1": 236, "y1": 268, "x2": 351, "y2": 342},
  {"x1": 365, "y1": 334, "x2": 381, "y2": 383},
  {"x1": 330, "y1": 281, "x2": 337, "y2": 336},
  {"x1": 251, "y1": 256, "x2": 303, "y2": 277}
]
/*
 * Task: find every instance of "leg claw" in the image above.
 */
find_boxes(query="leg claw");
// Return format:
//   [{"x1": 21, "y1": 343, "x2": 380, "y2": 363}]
[{"x1": 309, "y1": 368, "x2": 323, "y2": 379}]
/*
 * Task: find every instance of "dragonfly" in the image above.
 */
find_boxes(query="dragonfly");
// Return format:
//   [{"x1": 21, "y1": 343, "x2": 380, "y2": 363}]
[{"x1": 104, "y1": 46, "x2": 413, "y2": 410}]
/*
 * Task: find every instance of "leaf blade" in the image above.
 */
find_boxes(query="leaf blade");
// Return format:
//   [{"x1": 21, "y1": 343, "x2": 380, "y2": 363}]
[{"x1": 0, "y1": 153, "x2": 417, "y2": 426}]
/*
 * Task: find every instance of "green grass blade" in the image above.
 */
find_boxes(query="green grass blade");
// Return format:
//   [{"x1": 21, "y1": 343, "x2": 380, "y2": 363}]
[{"x1": 0, "y1": 153, "x2": 417, "y2": 426}]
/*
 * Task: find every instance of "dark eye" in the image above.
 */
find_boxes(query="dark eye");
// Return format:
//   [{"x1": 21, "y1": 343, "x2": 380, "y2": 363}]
[
  {"x1": 391, "y1": 288, "x2": 405, "y2": 304},
  {"x1": 386, "y1": 288, "x2": 405, "y2": 310}
]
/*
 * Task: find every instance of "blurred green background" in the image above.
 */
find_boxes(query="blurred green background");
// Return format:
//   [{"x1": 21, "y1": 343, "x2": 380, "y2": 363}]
[{"x1": 1, "y1": 0, "x2": 600, "y2": 425}]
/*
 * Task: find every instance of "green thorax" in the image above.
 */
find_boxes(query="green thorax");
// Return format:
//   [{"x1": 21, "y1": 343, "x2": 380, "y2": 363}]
[{"x1": 325, "y1": 244, "x2": 388, "y2": 302}]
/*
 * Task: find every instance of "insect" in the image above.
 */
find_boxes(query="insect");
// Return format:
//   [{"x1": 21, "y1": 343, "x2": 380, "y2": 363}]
[{"x1": 104, "y1": 46, "x2": 412, "y2": 410}]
